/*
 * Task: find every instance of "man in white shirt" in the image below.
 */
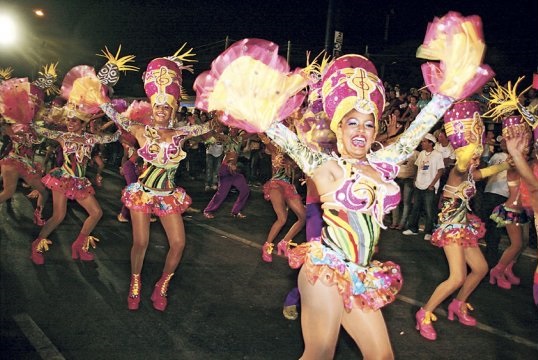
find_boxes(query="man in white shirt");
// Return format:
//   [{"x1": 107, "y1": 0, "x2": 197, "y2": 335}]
[{"x1": 403, "y1": 133, "x2": 445, "y2": 240}]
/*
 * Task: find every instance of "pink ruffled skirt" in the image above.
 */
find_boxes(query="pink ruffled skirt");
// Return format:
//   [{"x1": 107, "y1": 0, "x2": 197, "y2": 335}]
[
  {"x1": 122, "y1": 182, "x2": 192, "y2": 216},
  {"x1": 41, "y1": 168, "x2": 94, "y2": 200}
]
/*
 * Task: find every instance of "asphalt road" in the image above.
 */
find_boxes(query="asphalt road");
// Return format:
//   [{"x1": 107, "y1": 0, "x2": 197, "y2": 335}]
[{"x1": 1, "y1": 166, "x2": 537, "y2": 359}]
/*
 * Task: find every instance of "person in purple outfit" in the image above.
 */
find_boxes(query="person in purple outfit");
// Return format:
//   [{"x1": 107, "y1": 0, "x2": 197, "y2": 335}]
[{"x1": 203, "y1": 123, "x2": 250, "y2": 219}]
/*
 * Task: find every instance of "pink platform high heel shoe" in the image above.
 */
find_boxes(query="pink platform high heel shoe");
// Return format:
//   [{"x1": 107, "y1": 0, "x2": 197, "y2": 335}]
[
  {"x1": 276, "y1": 239, "x2": 296, "y2": 257},
  {"x1": 489, "y1": 263, "x2": 511, "y2": 289},
  {"x1": 415, "y1": 308, "x2": 437, "y2": 341},
  {"x1": 71, "y1": 234, "x2": 99, "y2": 261},
  {"x1": 262, "y1": 242, "x2": 274, "y2": 262},
  {"x1": 128, "y1": 274, "x2": 141, "y2": 310},
  {"x1": 30, "y1": 238, "x2": 52, "y2": 265},
  {"x1": 151, "y1": 273, "x2": 174, "y2": 311},
  {"x1": 504, "y1": 261, "x2": 520, "y2": 285},
  {"x1": 447, "y1": 299, "x2": 477, "y2": 326}
]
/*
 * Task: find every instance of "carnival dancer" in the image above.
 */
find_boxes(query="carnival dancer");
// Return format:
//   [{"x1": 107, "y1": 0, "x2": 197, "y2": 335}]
[
  {"x1": 257, "y1": 127, "x2": 306, "y2": 263},
  {"x1": 505, "y1": 125, "x2": 538, "y2": 306},
  {"x1": 194, "y1": 12, "x2": 494, "y2": 357},
  {"x1": 203, "y1": 123, "x2": 250, "y2": 219},
  {"x1": 83, "y1": 45, "x2": 216, "y2": 311},
  {"x1": 489, "y1": 116, "x2": 531, "y2": 289},
  {"x1": 0, "y1": 64, "x2": 59, "y2": 226},
  {"x1": 30, "y1": 47, "x2": 137, "y2": 265},
  {"x1": 415, "y1": 100, "x2": 513, "y2": 341},
  {"x1": 484, "y1": 77, "x2": 538, "y2": 304}
]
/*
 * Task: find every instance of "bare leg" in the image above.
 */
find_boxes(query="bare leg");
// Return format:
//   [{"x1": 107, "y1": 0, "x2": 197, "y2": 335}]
[
  {"x1": 159, "y1": 213, "x2": 186, "y2": 274},
  {"x1": 282, "y1": 197, "x2": 306, "y2": 242},
  {"x1": 0, "y1": 165, "x2": 19, "y2": 203},
  {"x1": 38, "y1": 190, "x2": 68, "y2": 239},
  {"x1": 298, "y1": 267, "x2": 342, "y2": 360},
  {"x1": 76, "y1": 195, "x2": 103, "y2": 236},
  {"x1": 266, "y1": 188, "x2": 288, "y2": 244},
  {"x1": 497, "y1": 223, "x2": 524, "y2": 266},
  {"x1": 342, "y1": 308, "x2": 394, "y2": 360},
  {"x1": 25, "y1": 176, "x2": 49, "y2": 209},
  {"x1": 129, "y1": 211, "x2": 151, "y2": 274},
  {"x1": 423, "y1": 244, "x2": 467, "y2": 312},
  {"x1": 455, "y1": 246, "x2": 488, "y2": 301}
]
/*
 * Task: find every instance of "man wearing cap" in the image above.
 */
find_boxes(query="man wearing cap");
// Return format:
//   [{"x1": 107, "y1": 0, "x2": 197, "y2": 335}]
[{"x1": 403, "y1": 133, "x2": 445, "y2": 240}]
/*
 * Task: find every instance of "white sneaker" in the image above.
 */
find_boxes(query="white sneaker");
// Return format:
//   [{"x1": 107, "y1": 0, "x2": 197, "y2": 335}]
[
  {"x1": 424, "y1": 234, "x2": 432, "y2": 241},
  {"x1": 402, "y1": 229, "x2": 418, "y2": 236}
]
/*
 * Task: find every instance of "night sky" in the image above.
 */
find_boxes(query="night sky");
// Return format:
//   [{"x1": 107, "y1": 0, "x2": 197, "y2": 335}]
[{"x1": 1, "y1": 0, "x2": 537, "y2": 99}]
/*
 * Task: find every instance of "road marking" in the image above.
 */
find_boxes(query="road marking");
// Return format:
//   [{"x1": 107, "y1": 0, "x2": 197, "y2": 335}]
[
  {"x1": 187, "y1": 218, "x2": 538, "y2": 351},
  {"x1": 13, "y1": 313, "x2": 65, "y2": 360}
]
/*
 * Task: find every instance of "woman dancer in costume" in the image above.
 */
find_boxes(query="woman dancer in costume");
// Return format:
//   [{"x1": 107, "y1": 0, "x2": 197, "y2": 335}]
[
  {"x1": 194, "y1": 12, "x2": 493, "y2": 357},
  {"x1": 488, "y1": 115, "x2": 530, "y2": 290},
  {"x1": 484, "y1": 77, "x2": 538, "y2": 305},
  {"x1": 415, "y1": 101, "x2": 511, "y2": 341},
  {"x1": 0, "y1": 64, "x2": 59, "y2": 226},
  {"x1": 30, "y1": 48, "x2": 137, "y2": 265},
  {"x1": 86, "y1": 46, "x2": 216, "y2": 311},
  {"x1": 258, "y1": 127, "x2": 306, "y2": 263}
]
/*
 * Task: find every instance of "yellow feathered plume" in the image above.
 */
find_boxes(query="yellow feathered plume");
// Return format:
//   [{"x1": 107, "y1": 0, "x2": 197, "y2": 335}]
[
  {"x1": 0, "y1": 67, "x2": 14, "y2": 81},
  {"x1": 97, "y1": 45, "x2": 139, "y2": 72},
  {"x1": 168, "y1": 43, "x2": 197, "y2": 74},
  {"x1": 483, "y1": 77, "x2": 530, "y2": 121}
]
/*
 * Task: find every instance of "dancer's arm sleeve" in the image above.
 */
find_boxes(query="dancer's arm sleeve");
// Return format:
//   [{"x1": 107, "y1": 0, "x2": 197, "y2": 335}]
[
  {"x1": 265, "y1": 122, "x2": 329, "y2": 177},
  {"x1": 32, "y1": 125, "x2": 63, "y2": 140},
  {"x1": 369, "y1": 94, "x2": 453, "y2": 164},
  {"x1": 100, "y1": 103, "x2": 134, "y2": 132},
  {"x1": 477, "y1": 162, "x2": 510, "y2": 180}
]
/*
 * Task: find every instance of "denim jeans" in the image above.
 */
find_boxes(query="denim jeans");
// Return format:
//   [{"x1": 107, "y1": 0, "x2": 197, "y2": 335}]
[
  {"x1": 205, "y1": 154, "x2": 223, "y2": 187},
  {"x1": 407, "y1": 187, "x2": 437, "y2": 234},
  {"x1": 392, "y1": 178, "x2": 414, "y2": 228}
]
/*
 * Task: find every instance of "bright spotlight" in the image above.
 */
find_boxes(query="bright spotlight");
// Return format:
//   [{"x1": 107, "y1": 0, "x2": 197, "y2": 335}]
[
  {"x1": 34, "y1": 9, "x2": 45, "y2": 17},
  {"x1": 0, "y1": 14, "x2": 17, "y2": 46}
]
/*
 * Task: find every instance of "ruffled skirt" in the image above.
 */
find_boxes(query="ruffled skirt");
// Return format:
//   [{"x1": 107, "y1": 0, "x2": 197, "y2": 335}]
[
  {"x1": 490, "y1": 204, "x2": 529, "y2": 227},
  {"x1": 41, "y1": 168, "x2": 94, "y2": 200},
  {"x1": 288, "y1": 241, "x2": 402, "y2": 311},
  {"x1": 122, "y1": 182, "x2": 192, "y2": 216},
  {"x1": 431, "y1": 213, "x2": 485, "y2": 248},
  {"x1": 263, "y1": 179, "x2": 301, "y2": 201},
  {"x1": 0, "y1": 155, "x2": 42, "y2": 181}
]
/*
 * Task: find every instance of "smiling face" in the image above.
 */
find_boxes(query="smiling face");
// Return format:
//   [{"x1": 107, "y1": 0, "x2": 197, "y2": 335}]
[
  {"x1": 152, "y1": 104, "x2": 173, "y2": 127},
  {"x1": 66, "y1": 117, "x2": 84, "y2": 133},
  {"x1": 337, "y1": 109, "x2": 376, "y2": 160}
]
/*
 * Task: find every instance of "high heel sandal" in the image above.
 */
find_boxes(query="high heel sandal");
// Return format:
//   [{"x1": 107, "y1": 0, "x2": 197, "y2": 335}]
[
  {"x1": 504, "y1": 261, "x2": 520, "y2": 285},
  {"x1": 276, "y1": 239, "x2": 297, "y2": 257},
  {"x1": 71, "y1": 234, "x2": 99, "y2": 261},
  {"x1": 415, "y1": 308, "x2": 437, "y2": 341},
  {"x1": 489, "y1": 263, "x2": 511, "y2": 289},
  {"x1": 262, "y1": 242, "x2": 274, "y2": 262},
  {"x1": 30, "y1": 238, "x2": 52, "y2": 265},
  {"x1": 447, "y1": 299, "x2": 477, "y2": 326},
  {"x1": 33, "y1": 207, "x2": 46, "y2": 226},
  {"x1": 128, "y1": 274, "x2": 141, "y2": 310},
  {"x1": 151, "y1": 273, "x2": 174, "y2": 311},
  {"x1": 231, "y1": 212, "x2": 247, "y2": 219}
]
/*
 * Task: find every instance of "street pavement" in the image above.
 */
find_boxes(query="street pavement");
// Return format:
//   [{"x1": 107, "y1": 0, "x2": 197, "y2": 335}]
[{"x1": 1, "y1": 166, "x2": 537, "y2": 359}]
